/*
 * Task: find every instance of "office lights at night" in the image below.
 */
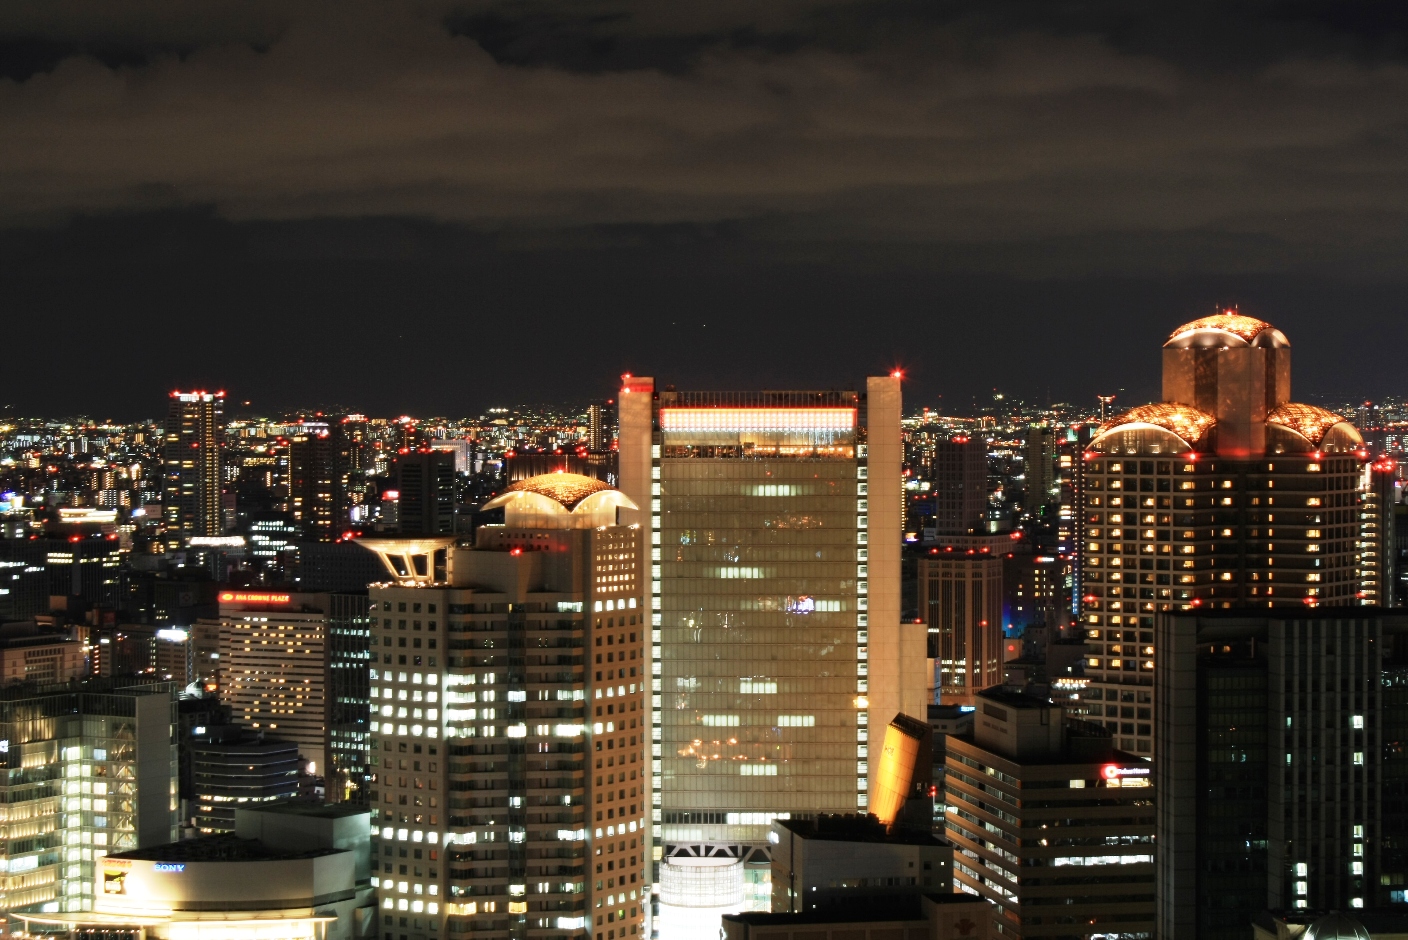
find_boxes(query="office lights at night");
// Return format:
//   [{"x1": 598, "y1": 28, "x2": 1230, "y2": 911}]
[{"x1": 659, "y1": 407, "x2": 857, "y2": 433}]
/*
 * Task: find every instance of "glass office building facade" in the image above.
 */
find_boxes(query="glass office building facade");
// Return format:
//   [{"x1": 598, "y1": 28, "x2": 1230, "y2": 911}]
[
  {"x1": 619, "y1": 379, "x2": 922, "y2": 920},
  {"x1": 657, "y1": 393, "x2": 867, "y2": 848}
]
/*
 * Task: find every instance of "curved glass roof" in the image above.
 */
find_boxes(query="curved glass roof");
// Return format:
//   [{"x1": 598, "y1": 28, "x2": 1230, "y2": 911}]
[
  {"x1": 1098, "y1": 402, "x2": 1217, "y2": 445},
  {"x1": 1305, "y1": 912, "x2": 1373, "y2": 940},
  {"x1": 1267, "y1": 403, "x2": 1353, "y2": 445},
  {"x1": 1165, "y1": 311, "x2": 1287, "y2": 348},
  {"x1": 503, "y1": 472, "x2": 612, "y2": 509}
]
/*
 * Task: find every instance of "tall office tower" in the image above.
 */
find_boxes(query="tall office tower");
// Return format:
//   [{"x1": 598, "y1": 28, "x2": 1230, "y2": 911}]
[
  {"x1": 616, "y1": 376, "x2": 924, "y2": 917},
  {"x1": 395, "y1": 450, "x2": 457, "y2": 536},
  {"x1": 1360, "y1": 456, "x2": 1398, "y2": 607},
  {"x1": 918, "y1": 536, "x2": 1007, "y2": 706},
  {"x1": 328, "y1": 591, "x2": 375, "y2": 804},
  {"x1": 1156, "y1": 610, "x2": 1408, "y2": 938},
  {"x1": 190, "y1": 730, "x2": 301, "y2": 832},
  {"x1": 210, "y1": 590, "x2": 338, "y2": 777},
  {"x1": 588, "y1": 404, "x2": 609, "y2": 454},
  {"x1": 1080, "y1": 312, "x2": 1370, "y2": 757},
  {"x1": 930, "y1": 436, "x2": 988, "y2": 536},
  {"x1": 1024, "y1": 426, "x2": 1058, "y2": 516},
  {"x1": 340, "y1": 414, "x2": 372, "y2": 516},
  {"x1": 163, "y1": 390, "x2": 225, "y2": 551},
  {"x1": 944, "y1": 689, "x2": 1155, "y2": 939},
  {"x1": 360, "y1": 473, "x2": 645, "y2": 940},
  {"x1": 0, "y1": 680, "x2": 178, "y2": 914},
  {"x1": 289, "y1": 426, "x2": 341, "y2": 541}
]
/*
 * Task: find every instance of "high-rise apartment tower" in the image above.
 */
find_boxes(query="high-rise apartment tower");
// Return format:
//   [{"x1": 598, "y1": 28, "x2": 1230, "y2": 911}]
[
  {"x1": 361, "y1": 473, "x2": 647, "y2": 940},
  {"x1": 162, "y1": 390, "x2": 225, "y2": 550},
  {"x1": 1079, "y1": 312, "x2": 1370, "y2": 756}
]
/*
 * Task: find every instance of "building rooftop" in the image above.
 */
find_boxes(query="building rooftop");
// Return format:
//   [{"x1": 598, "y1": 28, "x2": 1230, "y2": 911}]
[
  {"x1": 725, "y1": 893, "x2": 981, "y2": 927},
  {"x1": 1253, "y1": 908, "x2": 1408, "y2": 938},
  {"x1": 1165, "y1": 311, "x2": 1288, "y2": 348},
  {"x1": 975, "y1": 687, "x2": 1056, "y2": 710},
  {"x1": 1266, "y1": 402, "x2": 1354, "y2": 446},
  {"x1": 242, "y1": 799, "x2": 369, "y2": 820},
  {"x1": 1097, "y1": 401, "x2": 1216, "y2": 445},
  {"x1": 503, "y1": 472, "x2": 612, "y2": 509},
  {"x1": 776, "y1": 814, "x2": 947, "y2": 847},
  {"x1": 107, "y1": 833, "x2": 340, "y2": 863}
]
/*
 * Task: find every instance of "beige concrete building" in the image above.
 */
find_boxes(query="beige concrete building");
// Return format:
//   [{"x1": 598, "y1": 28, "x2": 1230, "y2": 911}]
[
  {"x1": 362, "y1": 473, "x2": 647, "y2": 940},
  {"x1": 206, "y1": 591, "x2": 334, "y2": 775}
]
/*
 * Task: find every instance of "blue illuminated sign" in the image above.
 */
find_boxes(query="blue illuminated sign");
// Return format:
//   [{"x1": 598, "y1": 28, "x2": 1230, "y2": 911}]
[{"x1": 153, "y1": 863, "x2": 185, "y2": 873}]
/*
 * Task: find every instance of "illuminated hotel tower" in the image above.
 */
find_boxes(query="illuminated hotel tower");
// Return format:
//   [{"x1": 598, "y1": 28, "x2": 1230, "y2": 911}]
[
  {"x1": 617, "y1": 377, "x2": 926, "y2": 917},
  {"x1": 162, "y1": 390, "x2": 225, "y2": 550},
  {"x1": 1079, "y1": 312, "x2": 1369, "y2": 757},
  {"x1": 360, "y1": 474, "x2": 646, "y2": 940}
]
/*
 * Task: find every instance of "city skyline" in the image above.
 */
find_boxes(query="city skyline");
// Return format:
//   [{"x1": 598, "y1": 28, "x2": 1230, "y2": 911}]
[{"x1": 3, "y1": 3, "x2": 1408, "y2": 935}]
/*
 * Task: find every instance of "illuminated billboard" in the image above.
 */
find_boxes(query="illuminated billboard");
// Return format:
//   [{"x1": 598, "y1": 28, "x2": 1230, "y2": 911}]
[{"x1": 218, "y1": 592, "x2": 292, "y2": 604}]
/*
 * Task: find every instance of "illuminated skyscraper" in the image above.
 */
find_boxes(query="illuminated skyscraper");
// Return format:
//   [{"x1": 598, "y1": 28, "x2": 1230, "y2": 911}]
[
  {"x1": 588, "y1": 404, "x2": 609, "y2": 454},
  {"x1": 1360, "y1": 456, "x2": 1398, "y2": 608},
  {"x1": 617, "y1": 376, "x2": 925, "y2": 918},
  {"x1": 360, "y1": 473, "x2": 646, "y2": 940},
  {"x1": 1079, "y1": 312, "x2": 1371, "y2": 756},
  {"x1": 162, "y1": 391, "x2": 225, "y2": 550},
  {"x1": 289, "y1": 425, "x2": 340, "y2": 541},
  {"x1": 1024, "y1": 426, "x2": 1058, "y2": 517},
  {"x1": 212, "y1": 591, "x2": 335, "y2": 778}
]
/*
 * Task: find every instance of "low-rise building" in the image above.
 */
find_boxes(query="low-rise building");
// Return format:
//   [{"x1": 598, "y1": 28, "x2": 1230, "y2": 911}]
[
  {"x1": 724, "y1": 893, "x2": 995, "y2": 940},
  {"x1": 14, "y1": 802, "x2": 376, "y2": 940},
  {"x1": 943, "y1": 688, "x2": 1155, "y2": 939},
  {"x1": 0, "y1": 623, "x2": 84, "y2": 684},
  {"x1": 769, "y1": 815, "x2": 952, "y2": 914}
]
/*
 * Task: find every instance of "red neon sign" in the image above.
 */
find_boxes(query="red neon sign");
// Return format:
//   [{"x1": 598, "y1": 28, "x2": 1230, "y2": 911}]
[{"x1": 220, "y1": 592, "x2": 292, "y2": 604}]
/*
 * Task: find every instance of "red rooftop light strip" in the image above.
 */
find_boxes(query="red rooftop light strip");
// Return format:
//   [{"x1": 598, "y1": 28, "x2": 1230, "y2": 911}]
[{"x1": 660, "y1": 407, "x2": 857, "y2": 433}]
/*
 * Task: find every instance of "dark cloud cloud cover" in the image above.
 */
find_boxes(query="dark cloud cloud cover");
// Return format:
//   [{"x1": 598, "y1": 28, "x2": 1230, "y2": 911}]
[{"x1": 1, "y1": 0, "x2": 1406, "y2": 416}]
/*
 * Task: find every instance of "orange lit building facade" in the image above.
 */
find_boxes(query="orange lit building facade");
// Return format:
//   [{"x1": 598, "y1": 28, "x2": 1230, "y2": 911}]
[{"x1": 1077, "y1": 313, "x2": 1371, "y2": 756}]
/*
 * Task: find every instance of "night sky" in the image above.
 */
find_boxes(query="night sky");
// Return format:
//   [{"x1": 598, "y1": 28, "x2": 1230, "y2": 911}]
[{"x1": 3, "y1": 1, "x2": 1407, "y2": 419}]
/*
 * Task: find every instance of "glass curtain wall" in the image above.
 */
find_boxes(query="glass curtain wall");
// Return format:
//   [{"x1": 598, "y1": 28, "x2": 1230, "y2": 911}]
[{"x1": 656, "y1": 392, "x2": 865, "y2": 857}]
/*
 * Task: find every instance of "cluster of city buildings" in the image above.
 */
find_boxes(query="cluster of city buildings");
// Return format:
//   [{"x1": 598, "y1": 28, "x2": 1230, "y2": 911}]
[{"x1": 0, "y1": 311, "x2": 1404, "y2": 940}]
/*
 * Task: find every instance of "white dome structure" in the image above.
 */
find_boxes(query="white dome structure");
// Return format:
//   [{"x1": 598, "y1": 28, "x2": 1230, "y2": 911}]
[
  {"x1": 481, "y1": 472, "x2": 637, "y2": 529},
  {"x1": 1304, "y1": 912, "x2": 1374, "y2": 940}
]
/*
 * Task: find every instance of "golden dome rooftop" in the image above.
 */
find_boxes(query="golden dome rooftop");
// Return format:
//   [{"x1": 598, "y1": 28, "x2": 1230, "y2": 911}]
[
  {"x1": 503, "y1": 472, "x2": 612, "y2": 509},
  {"x1": 1099, "y1": 402, "x2": 1217, "y2": 445},
  {"x1": 1165, "y1": 311, "x2": 1288, "y2": 348},
  {"x1": 1266, "y1": 403, "x2": 1354, "y2": 446}
]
